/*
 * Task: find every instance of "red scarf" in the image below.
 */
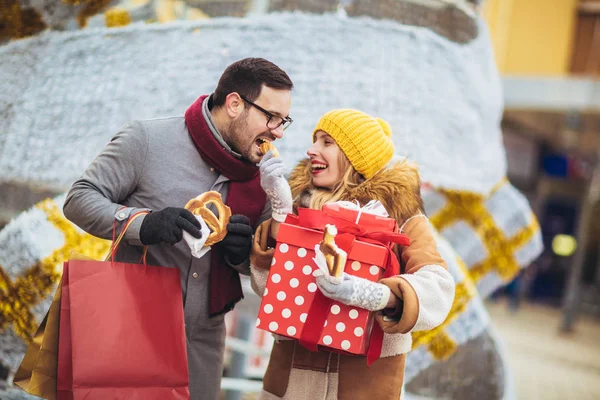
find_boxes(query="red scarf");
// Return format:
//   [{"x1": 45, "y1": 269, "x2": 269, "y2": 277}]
[{"x1": 185, "y1": 95, "x2": 267, "y2": 317}]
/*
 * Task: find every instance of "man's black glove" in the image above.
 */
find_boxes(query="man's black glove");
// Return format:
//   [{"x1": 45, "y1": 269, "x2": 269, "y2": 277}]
[
  {"x1": 217, "y1": 214, "x2": 253, "y2": 265},
  {"x1": 139, "y1": 207, "x2": 202, "y2": 246}
]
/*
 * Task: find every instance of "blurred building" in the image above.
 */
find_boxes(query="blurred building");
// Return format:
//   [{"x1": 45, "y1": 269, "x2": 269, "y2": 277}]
[{"x1": 484, "y1": 0, "x2": 600, "y2": 319}]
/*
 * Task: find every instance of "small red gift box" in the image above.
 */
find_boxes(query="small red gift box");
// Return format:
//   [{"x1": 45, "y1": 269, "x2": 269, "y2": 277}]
[
  {"x1": 256, "y1": 206, "x2": 409, "y2": 360},
  {"x1": 321, "y1": 202, "x2": 396, "y2": 235}
]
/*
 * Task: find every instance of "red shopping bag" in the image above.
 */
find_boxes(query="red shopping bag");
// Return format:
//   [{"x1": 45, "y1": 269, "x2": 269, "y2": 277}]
[{"x1": 57, "y1": 212, "x2": 190, "y2": 400}]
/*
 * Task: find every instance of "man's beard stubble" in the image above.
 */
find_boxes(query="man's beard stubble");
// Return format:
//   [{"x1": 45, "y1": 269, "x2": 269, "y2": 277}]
[
  {"x1": 225, "y1": 113, "x2": 270, "y2": 164},
  {"x1": 224, "y1": 113, "x2": 254, "y2": 163}
]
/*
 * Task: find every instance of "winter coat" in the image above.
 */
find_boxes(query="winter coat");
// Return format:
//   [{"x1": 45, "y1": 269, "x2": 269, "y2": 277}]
[
  {"x1": 63, "y1": 116, "x2": 270, "y2": 400},
  {"x1": 249, "y1": 159, "x2": 455, "y2": 400}
]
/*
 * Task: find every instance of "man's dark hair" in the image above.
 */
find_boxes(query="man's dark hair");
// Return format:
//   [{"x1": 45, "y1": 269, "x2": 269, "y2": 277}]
[{"x1": 212, "y1": 58, "x2": 294, "y2": 107}]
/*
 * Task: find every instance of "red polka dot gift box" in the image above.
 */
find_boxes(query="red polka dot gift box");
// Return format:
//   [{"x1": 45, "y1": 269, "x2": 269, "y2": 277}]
[{"x1": 256, "y1": 206, "x2": 410, "y2": 363}]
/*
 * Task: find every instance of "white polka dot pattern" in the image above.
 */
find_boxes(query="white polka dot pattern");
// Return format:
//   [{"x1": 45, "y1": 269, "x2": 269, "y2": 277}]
[{"x1": 256, "y1": 240, "x2": 385, "y2": 355}]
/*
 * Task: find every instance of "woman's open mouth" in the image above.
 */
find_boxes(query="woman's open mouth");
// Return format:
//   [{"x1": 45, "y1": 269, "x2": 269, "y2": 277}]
[{"x1": 311, "y1": 161, "x2": 328, "y2": 175}]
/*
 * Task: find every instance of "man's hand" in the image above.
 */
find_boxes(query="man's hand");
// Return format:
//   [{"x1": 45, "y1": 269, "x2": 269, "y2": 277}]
[
  {"x1": 217, "y1": 214, "x2": 253, "y2": 265},
  {"x1": 258, "y1": 151, "x2": 293, "y2": 222},
  {"x1": 139, "y1": 207, "x2": 202, "y2": 245},
  {"x1": 313, "y1": 270, "x2": 392, "y2": 312}
]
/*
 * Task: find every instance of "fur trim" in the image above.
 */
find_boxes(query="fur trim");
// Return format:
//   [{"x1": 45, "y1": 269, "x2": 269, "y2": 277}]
[{"x1": 288, "y1": 158, "x2": 424, "y2": 224}]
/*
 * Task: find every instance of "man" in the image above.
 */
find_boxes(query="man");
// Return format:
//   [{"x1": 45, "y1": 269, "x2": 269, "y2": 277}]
[{"x1": 63, "y1": 57, "x2": 294, "y2": 400}]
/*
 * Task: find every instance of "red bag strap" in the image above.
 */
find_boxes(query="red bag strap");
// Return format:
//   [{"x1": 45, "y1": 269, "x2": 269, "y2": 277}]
[{"x1": 105, "y1": 210, "x2": 150, "y2": 264}]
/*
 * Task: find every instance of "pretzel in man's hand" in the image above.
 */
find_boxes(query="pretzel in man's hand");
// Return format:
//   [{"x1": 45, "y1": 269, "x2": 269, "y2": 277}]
[
  {"x1": 184, "y1": 191, "x2": 232, "y2": 246},
  {"x1": 319, "y1": 224, "x2": 347, "y2": 279}
]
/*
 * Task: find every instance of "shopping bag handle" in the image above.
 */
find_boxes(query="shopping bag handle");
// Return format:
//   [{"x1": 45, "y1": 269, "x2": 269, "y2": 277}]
[{"x1": 105, "y1": 211, "x2": 149, "y2": 265}]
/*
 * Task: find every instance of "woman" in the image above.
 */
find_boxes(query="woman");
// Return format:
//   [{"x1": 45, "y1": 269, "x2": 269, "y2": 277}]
[{"x1": 252, "y1": 109, "x2": 455, "y2": 400}]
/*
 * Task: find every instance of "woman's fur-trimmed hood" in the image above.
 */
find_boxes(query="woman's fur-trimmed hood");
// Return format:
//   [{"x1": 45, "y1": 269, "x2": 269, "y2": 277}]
[{"x1": 288, "y1": 158, "x2": 424, "y2": 225}]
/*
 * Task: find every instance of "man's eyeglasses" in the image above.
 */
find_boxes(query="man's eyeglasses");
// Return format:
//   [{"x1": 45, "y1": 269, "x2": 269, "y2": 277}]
[{"x1": 240, "y1": 95, "x2": 293, "y2": 131}]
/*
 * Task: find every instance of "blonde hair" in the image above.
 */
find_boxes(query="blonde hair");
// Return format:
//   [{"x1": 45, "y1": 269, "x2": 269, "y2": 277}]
[{"x1": 308, "y1": 151, "x2": 365, "y2": 210}]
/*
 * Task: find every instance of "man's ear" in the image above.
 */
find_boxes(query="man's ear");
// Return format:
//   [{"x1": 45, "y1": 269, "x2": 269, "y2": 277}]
[{"x1": 224, "y1": 92, "x2": 244, "y2": 118}]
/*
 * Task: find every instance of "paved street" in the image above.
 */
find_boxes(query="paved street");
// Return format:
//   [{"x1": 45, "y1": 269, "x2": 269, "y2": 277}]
[{"x1": 487, "y1": 300, "x2": 600, "y2": 400}]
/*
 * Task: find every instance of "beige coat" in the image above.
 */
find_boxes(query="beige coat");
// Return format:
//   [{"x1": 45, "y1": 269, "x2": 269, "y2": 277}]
[{"x1": 250, "y1": 160, "x2": 455, "y2": 400}]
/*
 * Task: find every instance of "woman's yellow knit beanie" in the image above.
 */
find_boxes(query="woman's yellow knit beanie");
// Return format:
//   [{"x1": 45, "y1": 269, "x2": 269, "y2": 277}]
[{"x1": 313, "y1": 109, "x2": 395, "y2": 179}]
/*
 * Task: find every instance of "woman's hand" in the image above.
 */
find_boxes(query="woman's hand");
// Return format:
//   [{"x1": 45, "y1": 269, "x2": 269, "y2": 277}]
[{"x1": 313, "y1": 270, "x2": 394, "y2": 312}]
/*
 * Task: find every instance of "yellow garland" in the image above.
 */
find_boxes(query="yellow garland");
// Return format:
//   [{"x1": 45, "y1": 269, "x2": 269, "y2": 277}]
[
  {"x1": 411, "y1": 177, "x2": 541, "y2": 360},
  {"x1": 469, "y1": 214, "x2": 539, "y2": 282},
  {"x1": 429, "y1": 178, "x2": 540, "y2": 283},
  {"x1": 0, "y1": 263, "x2": 56, "y2": 339},
  {"x1": 105, "y1": 7, "x2": 132, "y2": 28},
  {"x1": 411, "y1": 257, "x2": 477, "y2": 360},
  {"x1": 0, "y1": 199, "x2": 110, "y2": 341}
]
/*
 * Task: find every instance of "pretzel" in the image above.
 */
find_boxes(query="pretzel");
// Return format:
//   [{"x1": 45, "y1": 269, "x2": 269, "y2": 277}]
[
  {"x1": 259, "y1": 141, "x2": 279, "y2": 157},
  {"x1": 319, "y1": 224, "x2": 347, "y2": 278},
  {"x1": 184, "y1": 191, "x2": 232, "y2": 247}
]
